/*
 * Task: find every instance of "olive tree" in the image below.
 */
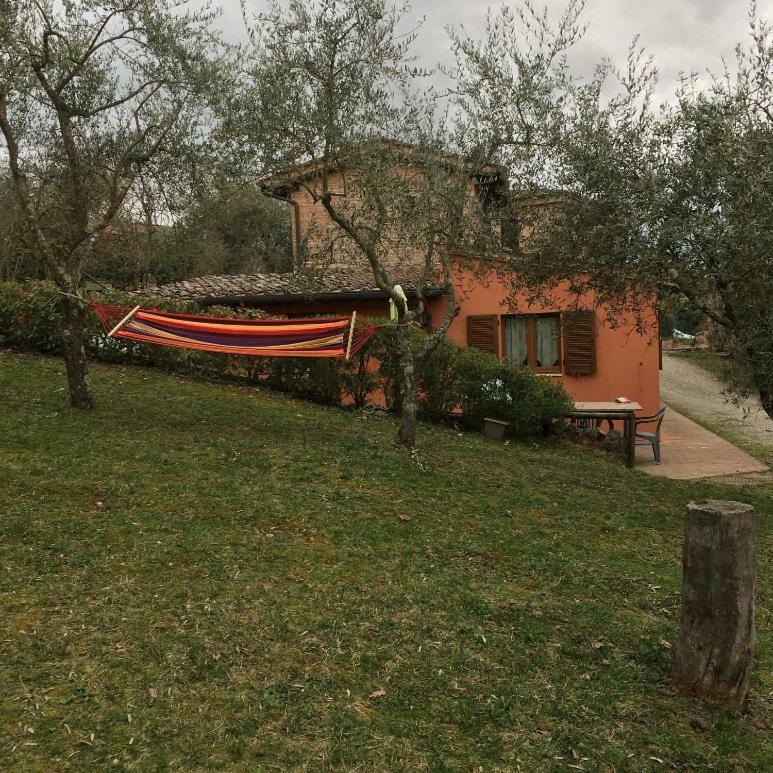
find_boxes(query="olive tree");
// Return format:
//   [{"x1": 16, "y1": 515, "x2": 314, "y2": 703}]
[
  {"x1": 0, "y1": 0, "x2": 225, "y2": 408},
  {"x1": 238, "y1": 0, "x2": 583, "y2": 448},
  {"x1": 159, "y1": 183, "x2": 293, "y2": 281},
  {"x1": 508, "y1": 5, "x2": 773, "y2": 417}
]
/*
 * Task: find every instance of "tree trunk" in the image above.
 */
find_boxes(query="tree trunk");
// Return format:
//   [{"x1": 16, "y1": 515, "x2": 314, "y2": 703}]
[
  {"x1": 758, "y1": 383, "x2": 772, "y2": 422},
  {"x1": 670, "y1": 499, "x2": 756, "y2": 712},
  {"x1": 60, "y1": 296, "x2": 94, "y2": 409},
  {"x1": 742, "y1": 340, "x2": 773, "y2": 421},
  {"x1": 396, "y1": 320, "x2": 417, "y2": 449}
]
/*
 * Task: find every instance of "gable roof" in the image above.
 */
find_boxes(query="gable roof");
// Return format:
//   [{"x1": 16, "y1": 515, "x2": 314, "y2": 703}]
[
  {"x1": 260, "y1": 137, "x2": 506, "y2": 196},
  {"x1": 148, "y1": 266, "x2": 445, "y2": 306}
]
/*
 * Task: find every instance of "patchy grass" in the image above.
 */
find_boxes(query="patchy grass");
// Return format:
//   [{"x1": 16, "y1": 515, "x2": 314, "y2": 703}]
[{"x1": 0, "y1": 351, "x2": 771, "y2": 770}]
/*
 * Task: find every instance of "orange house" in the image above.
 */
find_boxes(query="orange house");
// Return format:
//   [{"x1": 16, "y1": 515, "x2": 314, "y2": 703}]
[
  {"x1": 150, "y1": 269, "x2": 660, "y2": 418},
  {"x1": 150, "y1": 159, "x2": 660, "y2": 415},
  {"x1": 427, "y1": 271, "x2": 660, "y2": 415}
]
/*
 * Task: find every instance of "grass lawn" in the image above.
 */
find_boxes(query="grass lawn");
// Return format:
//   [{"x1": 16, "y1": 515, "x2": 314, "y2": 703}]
[{"x1": 1, "y1": 352, "x2": 771, "y2": 770}]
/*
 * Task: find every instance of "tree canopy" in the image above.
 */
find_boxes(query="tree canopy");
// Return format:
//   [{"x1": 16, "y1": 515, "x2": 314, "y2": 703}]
[
  {"x1": 505, "y1": 6, "x2": 773, "y2": 417},
  {"x1": 0, "y1": 0, "x2": 228, "y2": 406},
  {"x1": 236, "y1": 0, "x2": 583, "y2": 447}
]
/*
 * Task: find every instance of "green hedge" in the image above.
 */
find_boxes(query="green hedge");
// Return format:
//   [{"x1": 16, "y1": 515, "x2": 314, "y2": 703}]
[
  {"x1": 0, "y1": 280, "x2": 571, "y2": 437},
  {"x1": 453, "y1": 346, "x2": 572, "y2": 434},
  {"x1": 362, "y1": 322, "x2": 572, "y2": 434},
  {"x1": 0, "y1": 280, "x2": 271, "y2": 378}
]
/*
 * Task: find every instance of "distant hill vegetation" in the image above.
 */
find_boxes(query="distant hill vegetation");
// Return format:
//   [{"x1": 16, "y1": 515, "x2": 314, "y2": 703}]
[{"x1": 0, "y1": 178, "x2": 292, "y2": 288}]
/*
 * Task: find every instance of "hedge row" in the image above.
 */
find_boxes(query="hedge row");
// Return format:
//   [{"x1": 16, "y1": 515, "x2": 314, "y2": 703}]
[{"x1": 0, "y1": 280, "x2": 571, "y2": 436}]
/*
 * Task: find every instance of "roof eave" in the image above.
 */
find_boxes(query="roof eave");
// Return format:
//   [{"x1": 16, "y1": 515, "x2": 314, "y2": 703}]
[{"x1": 194, "y1": 287, "x2": 446, "y2": 306}]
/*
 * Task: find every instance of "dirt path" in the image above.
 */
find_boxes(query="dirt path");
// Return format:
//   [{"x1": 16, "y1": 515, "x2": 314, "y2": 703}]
[{"x1": 660, "y1": 353, "x2": 773, "y2": 466}]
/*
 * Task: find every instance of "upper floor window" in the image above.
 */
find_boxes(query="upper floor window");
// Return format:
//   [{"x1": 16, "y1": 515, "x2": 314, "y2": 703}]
[
  {"x1": 503, "y1": 314, "x2": 561, "y2": 373},
  {"x1": 501, "y1": 217, "x2": 521, "y2": 252}
]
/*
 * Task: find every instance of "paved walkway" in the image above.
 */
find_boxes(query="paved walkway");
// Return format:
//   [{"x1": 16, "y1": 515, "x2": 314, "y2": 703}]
[
  {"x1": 632, "y1": 352, "x2": 771, "y2": 481},
  {"x1": 636, "y1": 406, "x2": 769, "y2": 480},
  {"x1": 660, "y1": 353, "x2": 773, "y2": 457}
]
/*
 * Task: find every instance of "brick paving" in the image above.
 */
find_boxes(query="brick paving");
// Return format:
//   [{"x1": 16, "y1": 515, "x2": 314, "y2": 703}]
[{"x1": 636, "y1": 406, "x2": 768, "y2": 480}]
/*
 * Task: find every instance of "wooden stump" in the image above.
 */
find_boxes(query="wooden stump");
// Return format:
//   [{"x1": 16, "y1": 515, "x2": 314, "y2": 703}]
[{"x1": 670, "y1": 499, "x2": 756, "y2": 712}]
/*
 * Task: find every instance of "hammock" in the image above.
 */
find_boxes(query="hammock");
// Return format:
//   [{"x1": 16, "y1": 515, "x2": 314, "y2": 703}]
[{"x1": 88, "y1": 302, "x2": 381, "y2": 360}]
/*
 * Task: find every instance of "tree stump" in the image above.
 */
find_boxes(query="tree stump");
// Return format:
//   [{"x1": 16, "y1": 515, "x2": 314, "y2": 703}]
[{"x1": 670, "y1": 500, "x2": 756, "y2": 712}]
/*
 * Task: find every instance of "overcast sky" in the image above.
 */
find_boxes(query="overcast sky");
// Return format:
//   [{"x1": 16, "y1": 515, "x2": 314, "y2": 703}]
[{"x1": 219, "y1": 0, "x2": 769, "y2": 103}]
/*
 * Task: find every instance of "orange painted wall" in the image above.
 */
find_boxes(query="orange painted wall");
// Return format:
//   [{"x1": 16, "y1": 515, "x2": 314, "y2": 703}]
[{"x1": 426, "y1": 266, "x2": 661, "y2": 415}]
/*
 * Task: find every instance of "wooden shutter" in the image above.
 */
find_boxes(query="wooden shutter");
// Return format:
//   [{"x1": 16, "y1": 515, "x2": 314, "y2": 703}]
[
  {"x1": 562, "y1": 310, "x2": 596, "y2": 375},
  {"x1": 467, "y1": 315, "x2": 499, "y2": 355}
]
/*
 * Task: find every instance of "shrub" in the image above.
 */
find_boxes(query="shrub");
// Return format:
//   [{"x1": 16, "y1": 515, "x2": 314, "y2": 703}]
[
  {"x1": 0, "y1": 280, "x2": 67, "y2": 353},
  {"x1": 341, "y1": 347, "x2": 380, "y2": 409},
  {"x1": 265, "y1": 358, "x2": 344, "y2": 406},
  {"x1": 367, "y1": 323, "x2": 437, "y2": 414},
  {"x1": 416, "y1": 335, "x2": 462, "y2": 422},
  {"x1": 454, "y1": 346, "x2": 572, "y2": 436},
  {"x1": 0, "y1": 279, "x2": 572, "y2": 439},
  {"x1": 0, "y1": 280, "x2": 272, "y2": 380},
  {"x1": 357, "y1": 320, "x2": 570, "y2": 436},
  {"x1": 365, "y1": 323, "x2": 406, "y2": 412}
]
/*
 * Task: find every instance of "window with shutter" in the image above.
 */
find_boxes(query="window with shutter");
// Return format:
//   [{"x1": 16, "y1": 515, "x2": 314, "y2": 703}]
[
  {"x1": 562, "y1": 310, "x2": 596, "y2": 375},
  {"x1": 467, "y1": 315, "x2": 499, "y2": 355},
  {"x1": 503, "y1": 314, "x2": 562, "y2": 372}
]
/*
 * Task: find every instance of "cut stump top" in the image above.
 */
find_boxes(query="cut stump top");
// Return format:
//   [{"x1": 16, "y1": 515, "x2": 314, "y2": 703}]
[{"x1": 687, "y1": 500, "x2": 755, "y2": 516}]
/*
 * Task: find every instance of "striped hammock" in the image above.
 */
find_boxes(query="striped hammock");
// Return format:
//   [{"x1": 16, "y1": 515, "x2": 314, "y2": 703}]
[{"x1": 88, "y1": 302, "x2": 381, "y2": 360}]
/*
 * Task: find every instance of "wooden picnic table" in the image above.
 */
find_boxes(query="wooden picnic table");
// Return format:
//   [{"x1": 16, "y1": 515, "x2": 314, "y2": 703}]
[{"x1": 566, "y1": 401, "x2": 643, "y2": 468}]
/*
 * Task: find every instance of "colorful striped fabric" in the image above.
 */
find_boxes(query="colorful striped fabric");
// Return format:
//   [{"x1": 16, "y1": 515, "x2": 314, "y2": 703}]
[{"x1": 89, "y1": 303, "x2": 380, "y2": 359}]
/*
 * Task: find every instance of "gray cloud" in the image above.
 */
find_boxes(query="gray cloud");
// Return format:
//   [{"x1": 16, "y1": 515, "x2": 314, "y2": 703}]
[{"x1": 220, "y1": 0, "x2": 766, "y2": 102}]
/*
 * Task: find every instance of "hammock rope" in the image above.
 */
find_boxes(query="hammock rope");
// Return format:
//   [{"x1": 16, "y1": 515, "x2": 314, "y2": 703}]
[{"x1": 88, "y1": 302, "x2": 382, "y2": 360}]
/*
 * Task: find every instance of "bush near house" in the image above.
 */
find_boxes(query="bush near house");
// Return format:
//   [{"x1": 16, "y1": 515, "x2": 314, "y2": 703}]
[
  {"x1": 369, "y1": 324, "x2": 572, "y2": 434},
  {"x1": 0, "y1": 280, "x2": 571, "y2": 436}
]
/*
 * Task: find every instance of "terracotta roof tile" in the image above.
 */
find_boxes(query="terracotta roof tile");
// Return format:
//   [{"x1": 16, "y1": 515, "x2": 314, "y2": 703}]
[{"x1": 148, "y1": 266, "x2": 444, "y2": 302}]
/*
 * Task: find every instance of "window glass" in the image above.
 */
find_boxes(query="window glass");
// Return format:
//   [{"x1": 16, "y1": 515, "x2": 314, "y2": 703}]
[
  {"x1": 504, "y1": 317, "x2": 528, "y2": 366},
  {"x1": 535, "y1": 316, "x2": 560, "y2": 368}
]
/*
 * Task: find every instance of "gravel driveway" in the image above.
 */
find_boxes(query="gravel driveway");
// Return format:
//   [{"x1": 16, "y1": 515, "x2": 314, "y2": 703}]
[{"x1": 661, "y1": 353, "x2": 773, "y2": 460}]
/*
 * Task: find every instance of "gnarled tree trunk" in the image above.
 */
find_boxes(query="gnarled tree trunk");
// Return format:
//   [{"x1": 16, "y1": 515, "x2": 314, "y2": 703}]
[
  {"x1": 670, "y1": 499, "x2": 756, "y2": 712},
  {"x1": 396, "y1": 320, "x2": 417, "y2": 449},
  {"x1": 59, "y1": 295, "x2": 94, "y2": 410},
  {"x1": 757, "y1": 382, "x2": 772, "y2": 422}
]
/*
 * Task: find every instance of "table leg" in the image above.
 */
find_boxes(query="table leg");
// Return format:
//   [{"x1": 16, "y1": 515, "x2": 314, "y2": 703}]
[{"x1": 625, "y1": 415, "x2": 636, "y2": 468}]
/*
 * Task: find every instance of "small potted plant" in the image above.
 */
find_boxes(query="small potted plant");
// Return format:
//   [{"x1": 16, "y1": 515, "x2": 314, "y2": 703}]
[
  {"x1": 483, "y1": 416, "x2": 510, "y2": 440},
  {"x1": 482, "y1": 378, "x2": 511, "y2": 440}
]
